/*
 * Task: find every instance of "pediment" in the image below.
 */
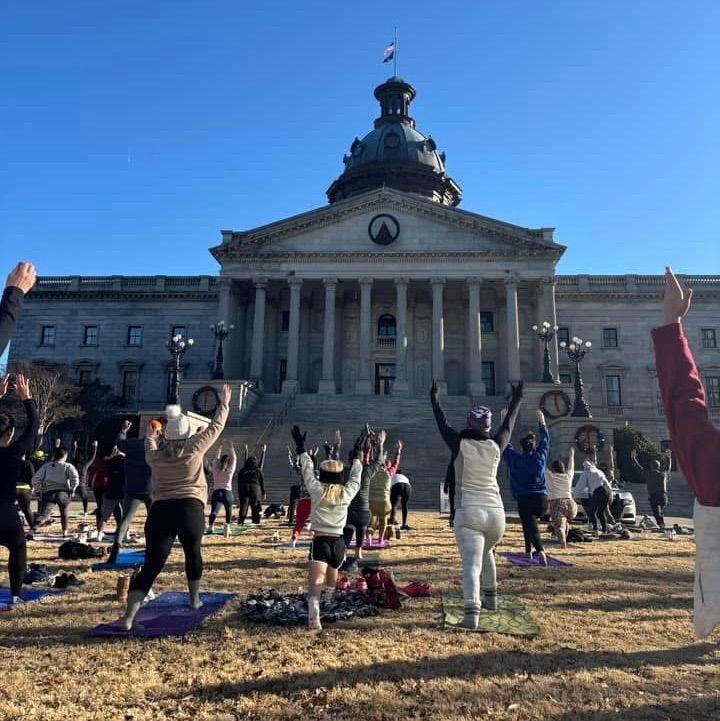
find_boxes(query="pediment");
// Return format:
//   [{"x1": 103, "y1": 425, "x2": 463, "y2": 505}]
[{"x1": 211, "y1": 189, "x2": 564, "y2": 262}]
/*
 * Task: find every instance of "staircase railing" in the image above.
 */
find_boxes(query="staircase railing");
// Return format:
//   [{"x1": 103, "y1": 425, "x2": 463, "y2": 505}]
[{"x1": 249, "y1": 389, "x2": 297, "y2": 454}]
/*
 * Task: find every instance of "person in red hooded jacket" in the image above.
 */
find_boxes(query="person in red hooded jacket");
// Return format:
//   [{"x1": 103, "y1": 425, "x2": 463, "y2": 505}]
[{"x1": 652, "y1": 266, "x2": 720, "y2": 639}]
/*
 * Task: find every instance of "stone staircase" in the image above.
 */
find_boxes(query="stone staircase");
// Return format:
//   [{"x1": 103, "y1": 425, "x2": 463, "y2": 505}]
[{"x1": 221, "y1": 392, "x2": 697, "y2": 519}]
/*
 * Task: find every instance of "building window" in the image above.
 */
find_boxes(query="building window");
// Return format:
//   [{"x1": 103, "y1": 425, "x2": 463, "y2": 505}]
[
  {"x1": 41, "y1": 326, "x2": 56, "y2": 345},
  {"x1": 83, "y1": 326, "x2": 98, "y2": 345},
  {"x1": 127, "y1": 326, "x2": 143, "y2": 346},
  {"x1": 559, "y1": 373, "x2": 572, "y2": 385},
  {"x1": 707, "y1": 376, "x2": 720, "y2": 408},
  {"x1": 606, "y1": 375, "x2": 622, "y2": 407},
  {"x1": 171, "y1": 325, "x2": 186, "y2": 339},
  {"x1": 378, "y1": 314, "x2": 396, "y2": 337},
  {"x1": 602, "y1": 328, "x2": 618, "y2": 348},
  {"x1": 122, "y1": 370, "x2": 138, "y2": 404},
  {"x1": 281, "y1": 311, "x2": 290, "y2": 332},
  {"x1": 557, "y1": 327, "x2": 570, "y2": 346},
  {"x1": 480, "y1": 312, "x2": 494, "y2": 333},
  {"x1": 481, "y1": 361, "x2": 495, "y2": 396},
  {"x1": 702, "y1": 329, "x2": 717, "y2": 349},
  {"x1": 78, "y1": 370, "x2": 93, "y2": 386}
]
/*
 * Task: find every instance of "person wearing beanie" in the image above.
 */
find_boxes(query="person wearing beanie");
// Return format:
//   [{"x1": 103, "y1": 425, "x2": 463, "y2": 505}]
[
  {"x1": 207, "y1": 438, "x2": 237, "y2": 536},
  {"x1": 652, "y1": 266, "x2": 720, "y2": 639},
  {"x1": 430, "y1": 379, "x2": 523, "y2": 629},
  {"x1": 545, "y1": 447, "x2": 577, "y2": 548},
  {"x1": 291, "y1": 424, "x2": 362, "y2": 631},
  {"x1": 631, "y1": 447, "x2": 672, "y2": 528},
  {"x1": 503, "y1": 408, "x2": 551, "y2": 563},
  {"x1": 117, "y1": 385, "x2": 231, "y2": 631},
  {"x1": 32, "y1": 445, "x2": 80, "y2": 536},
  {"x1": 107, "y1": 419, "x2": 160, "y2": 563},
  {"x1": 0, "y1": 373, "x2": 38, "y2": 604}
]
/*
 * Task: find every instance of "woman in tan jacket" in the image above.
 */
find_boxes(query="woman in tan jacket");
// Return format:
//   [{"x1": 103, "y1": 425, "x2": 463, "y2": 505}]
[{"x1": 119, "y1": 384, "x2": 231, "y2": 631}]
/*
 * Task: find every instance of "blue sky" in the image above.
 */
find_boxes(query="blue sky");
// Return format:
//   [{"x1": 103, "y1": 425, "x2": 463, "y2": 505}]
[{"x1": 2, "y1": 0, "x2": 718, "y2": 280}]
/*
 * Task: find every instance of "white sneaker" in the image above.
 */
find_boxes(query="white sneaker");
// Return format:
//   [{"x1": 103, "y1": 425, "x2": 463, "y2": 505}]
[
  {"x1": 88, "y1": 530, "x2": 99, "y2": 541},
  {"x1": 97, "y1": 531, "x2": 104, "y2": 542}
]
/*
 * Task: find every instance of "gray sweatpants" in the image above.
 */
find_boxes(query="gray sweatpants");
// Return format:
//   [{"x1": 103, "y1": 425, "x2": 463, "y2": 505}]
[{"x1": 454, "y1": 505, "x2": 505, "y2": 610}]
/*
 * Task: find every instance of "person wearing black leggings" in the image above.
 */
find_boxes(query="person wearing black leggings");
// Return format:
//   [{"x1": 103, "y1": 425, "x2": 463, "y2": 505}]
[
  {"x1": 71, "y1": 439, "x2": 97, "y2": 516},
  {"x1": 119, "y1": 386, "x2": 231, "y2": 631},
  {"x1": 236, "y1": 455, "x2": 265, "y2": 525},
  {"x1": 32, "y1": 446, "x2": 80, "y2": 536},
  {"x1": 503, "y1": 410, "x2": 550, "y2": 565},
  {"x1": 0, "y1": 373, "x2": 39, "y2": 604},
  {"x1": 389, "y1": 467, "x2": 412, "y2": 531},
  {"x1": 574, "y1": 460, "x2": 612, "y2": 535}
]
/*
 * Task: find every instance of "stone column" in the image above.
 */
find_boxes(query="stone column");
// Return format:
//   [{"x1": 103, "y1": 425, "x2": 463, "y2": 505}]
[
  {"x1": 543, "y1": 277, "x2": 560, "y2": 381},
  {"x1": 249, "y1": 278, "x2": 267, "y2": 391},
  {"x1": 355, "y1": 278, "x2": 374, "y2": 395},
  {"x1": 318, "y1": 278, "x2": 338, "y2": 394},
  {"x1": 282, "y1": 276, "x2": 303, "y2": 394},
  {"x1": 216, "y1": 278, "x2": 235, "y2": 377},
  {"x1": 505, "y1": 279, "x2": 521, "y2": 382},
  {"x1": 393, "y1": 278, "x2": 410, "y2": 395},
  {"x1": 467, "y1": 278, "x2": 486, "y2": 396},
  {"x1": 431, "y1": 278, "x2": 446, "y2": 394}
]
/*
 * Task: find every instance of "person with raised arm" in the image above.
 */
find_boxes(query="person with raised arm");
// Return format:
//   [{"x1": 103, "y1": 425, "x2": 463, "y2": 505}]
[
  {"x1": 0, "y1": 262, "x2": 36, "y2": 356},
  {"x1": 117, "y1": 384, "x2": 231, "y2": 631},
  {"x1": 431, "y1": 378, "x2": 523, "y2": 628},
  {"x1": 652, "y1": 266, "x2": 720, "y2": 639},
  {"x1": 0, "y1": 373, "x2": 38, "y2": 603},
  {"x1": 631, "y1": 447, "x2": 672, "y2": 529}
]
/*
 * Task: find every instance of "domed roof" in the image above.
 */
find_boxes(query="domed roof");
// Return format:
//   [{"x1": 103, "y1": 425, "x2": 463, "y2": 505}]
[{"x1": 326, "y1": 78, "x2": 462, "y2": 206}]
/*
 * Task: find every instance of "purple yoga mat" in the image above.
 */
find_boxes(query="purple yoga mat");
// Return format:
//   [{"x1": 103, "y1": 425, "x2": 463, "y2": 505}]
[
  {"x1": 87, "y1": 592, "x2": 236, "y2": 638},
  {"x1": 499, "y1": 552, "x2": 570, "y2": 568}
]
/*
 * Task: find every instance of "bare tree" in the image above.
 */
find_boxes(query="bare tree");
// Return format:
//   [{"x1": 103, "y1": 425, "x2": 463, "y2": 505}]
[{"x1": 4, "y1": 362, "x2": 83, "y2": 443}]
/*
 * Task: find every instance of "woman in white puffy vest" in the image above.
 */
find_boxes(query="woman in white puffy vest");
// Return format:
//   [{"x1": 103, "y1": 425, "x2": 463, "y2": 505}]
[{"x1": 431, "y1": 379, "x2": 523, "y2": 630}]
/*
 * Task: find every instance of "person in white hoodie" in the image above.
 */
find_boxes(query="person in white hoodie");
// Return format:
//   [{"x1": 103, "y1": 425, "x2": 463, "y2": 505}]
[
  {"x1": 32, "y1": 446, "x2": 80, "y2": 536},
  {"x1": 291, "y1": 424, "x2": 362, "y2": 631},
  {"x1": 573, "y1": 459, "x2": 611, "y2": 536},
  {"x1": 545, "y1": 447, "x2": 577, "y2": 548}
]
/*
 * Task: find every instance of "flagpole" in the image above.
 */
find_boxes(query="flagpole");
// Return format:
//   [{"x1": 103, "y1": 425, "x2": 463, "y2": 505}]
[{"x1": 394, "y1": 26, "x2": 398, "y2": 76}]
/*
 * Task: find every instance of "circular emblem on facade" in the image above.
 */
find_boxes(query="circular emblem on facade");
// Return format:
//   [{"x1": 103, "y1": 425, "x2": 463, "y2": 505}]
[
  {"x1": 539, "y1": 389, "x2": 572, "y2": 420},
  {"x1": 192, "y1": 385, "x2": 220, "y2": 416},
  {"x1": 368, "y1": 214, "x2": 400, "y2": 246},
  {"x1": 574, "y1": 424, "x2": 606, "y2": 454}
]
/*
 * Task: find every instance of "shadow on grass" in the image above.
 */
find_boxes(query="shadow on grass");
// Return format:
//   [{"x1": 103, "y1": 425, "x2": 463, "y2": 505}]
[
  {"x1": 549, "y1": 696, "x2": 719, "y2": 721},
  {"x1": 159, "y1": 643, "x2": 718, "y2": 701}
]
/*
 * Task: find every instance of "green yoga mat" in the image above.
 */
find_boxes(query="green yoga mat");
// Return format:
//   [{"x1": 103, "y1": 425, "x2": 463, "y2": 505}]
[{"x1": 441, "y1": 592, "x2": 541, "y2": 636}]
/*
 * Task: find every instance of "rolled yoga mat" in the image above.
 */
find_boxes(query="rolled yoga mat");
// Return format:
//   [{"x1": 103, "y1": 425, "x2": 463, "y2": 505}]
[
  {"x1": 441, "y1": 592, "x2": 541, "y2": 636},
  {"x1": 87, "y1": 592, "x2": 236, "y2": 637}
]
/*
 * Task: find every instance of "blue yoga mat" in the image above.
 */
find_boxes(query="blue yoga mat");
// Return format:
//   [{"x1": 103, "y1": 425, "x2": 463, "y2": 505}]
[
  {"x1": 0, "y1": 588, "x2": 63, "y2": 611},
  {"x1": 92, "y1": 550, "x2": 145, "y2": 572},
  {"x1": 87, "y1": 592, "x2": 235, "y2": 637}
]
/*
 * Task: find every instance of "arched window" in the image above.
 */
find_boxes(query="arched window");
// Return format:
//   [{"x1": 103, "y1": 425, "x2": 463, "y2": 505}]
[{"x1": 378, "y1": 314, "x2": 396, "y2": 337}]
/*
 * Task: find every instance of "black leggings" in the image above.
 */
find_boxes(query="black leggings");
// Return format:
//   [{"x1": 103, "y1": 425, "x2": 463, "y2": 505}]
[
  {"x1": 209, "y1": 489, "x2": 234, "y2": 525},
  {"x1": 93, "y1": 489, "x2": 122, "y2": 528},
  {"x1": 343, "y1": 506, "x2": 371, "y2": 551},
  {"x1": 649, "y1": 492, "x2": 668, "y2": 528},
  {"x1": 390, "y1": 484, "x2": 411, "y2": 526},
  {"x1": 0, "y1": 502, "x2": 27, "y2": 596},
  {"x1": 517, "y1": 494, "x2": 548, "y2": 554},
  {"x1": 130, "y1": 498, "x2": 205, "y2": 595},
  {"x1": 35, "y1": 490, "x2": 71, "y2": 531},
  {"x1": 588, "y1": 486, "x2": 611, "y2": 532},
  {"x1": 15, "y1": 488, "x2": 33, "y2": 527},
  {"x1": 287, "y1": 485, "x2": 301, "y2": 523},
  {"x1": 237, "y1": 484, "x2": 262, "y2": 524},
  {"x1": 75, "y1": 484, "x2": 89, "y2": 514}
]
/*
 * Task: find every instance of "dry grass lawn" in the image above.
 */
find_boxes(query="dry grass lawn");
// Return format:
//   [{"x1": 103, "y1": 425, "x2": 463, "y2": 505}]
[{"x1": 0, "y1": 509, "x2": 718, "y2": 721}]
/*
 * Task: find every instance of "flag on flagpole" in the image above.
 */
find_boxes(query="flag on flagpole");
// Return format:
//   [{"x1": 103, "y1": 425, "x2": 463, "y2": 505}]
[{"x1": 383, "y1": 42, "x2": 395, "y2": 63}]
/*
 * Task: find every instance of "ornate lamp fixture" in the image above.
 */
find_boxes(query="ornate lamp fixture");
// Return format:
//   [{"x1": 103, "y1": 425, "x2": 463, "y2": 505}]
[
  {"x1": 532, "y1": 321, "x2": 558, "y2": 384},
  {"x1": 560, "y1": 336, "x2": 592, "y2": 418},
  {"x1": 210, "y1": 321, "x2": 234, "y2": 380},
  {"x1": 166, "y1": 333, "x2": 194, "y2": 405}
]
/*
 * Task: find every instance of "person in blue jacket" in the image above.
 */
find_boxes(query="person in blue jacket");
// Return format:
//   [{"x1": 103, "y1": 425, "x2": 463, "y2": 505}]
[{"x1": 502, "y1": 409, "x2": 550, "y2": 565}]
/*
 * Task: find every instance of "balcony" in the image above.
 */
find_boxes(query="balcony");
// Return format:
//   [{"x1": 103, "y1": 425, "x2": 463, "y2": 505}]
[{"x1": 376, "y1": 336, "x2": 396, "y2": 348}]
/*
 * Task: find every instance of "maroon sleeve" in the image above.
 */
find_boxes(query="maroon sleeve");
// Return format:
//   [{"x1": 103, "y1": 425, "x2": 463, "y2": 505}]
[{"x1": 652, "y1": 322, "x2": 720, "y2": 506}]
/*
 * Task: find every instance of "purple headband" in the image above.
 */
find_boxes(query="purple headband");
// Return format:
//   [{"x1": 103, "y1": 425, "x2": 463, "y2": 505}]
[{"x1": 467, "y1": 406, "x2": 492, "y2": 430}]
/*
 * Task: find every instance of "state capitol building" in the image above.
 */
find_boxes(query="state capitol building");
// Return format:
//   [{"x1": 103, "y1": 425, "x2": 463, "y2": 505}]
[{"x1": 9, "y1": 76, "x2": 720, "y2": 477}]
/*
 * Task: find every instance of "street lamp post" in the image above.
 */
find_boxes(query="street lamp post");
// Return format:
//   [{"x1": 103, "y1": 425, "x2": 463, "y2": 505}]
[
  {"x1": 166, "y1": 333, "x2": 194, "y2": 405},
  {"x1": 532, "y1": 320, "x2": 558, "y2": 384},
  {"x1": 210, "y1": 321, "x2": 234, "y2": 380},
  {"x1": 560, "y1": 336, "x2": 592, "y2": 418}
]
